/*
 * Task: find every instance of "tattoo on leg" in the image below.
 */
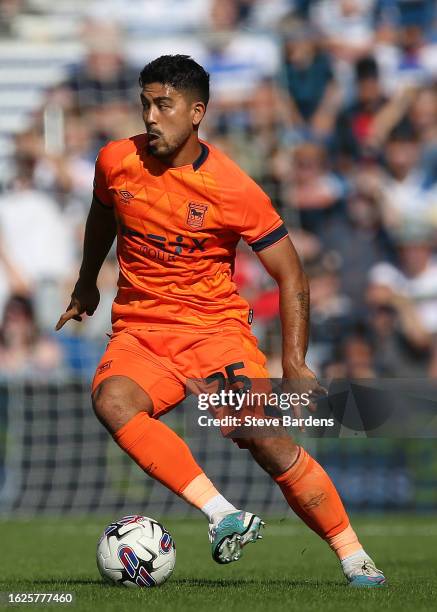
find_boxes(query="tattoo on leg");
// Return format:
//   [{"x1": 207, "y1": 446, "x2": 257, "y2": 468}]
[{"x1": 296, "y1": 291, "x2": 309, "y2": 321}]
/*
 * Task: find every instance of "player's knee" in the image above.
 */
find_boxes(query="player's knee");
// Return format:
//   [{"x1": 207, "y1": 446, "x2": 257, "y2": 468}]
[
  {"x1": 245, "y1": 436, "x2": 299, "y2": 476},
  {"x1": 92, "y1": 379, "x2": 124, "y2": 423},
  {"x1": 92, "y1": 377, "x2": 154, "y2": 433}
]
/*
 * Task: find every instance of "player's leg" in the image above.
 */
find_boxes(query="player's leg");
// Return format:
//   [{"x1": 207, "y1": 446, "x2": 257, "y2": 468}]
[
  {"x1": 92, "y1": 375, "x2": 203, "y2": 492},
  {"x1": 243, "y1": 434, "x2": 386, "y2": 586},
  {"x1": 200, "y1": 326, "x2": 385, "y2": 584},
  {"x1": 93, "y1": 376, "x2": 239, "y2": 521},
  {"x1": 181, "y1": 328, "x2": 268, "y2": 563},
  {"x1": 92, "y1": 333, "x2": 239, "y2": 531}
]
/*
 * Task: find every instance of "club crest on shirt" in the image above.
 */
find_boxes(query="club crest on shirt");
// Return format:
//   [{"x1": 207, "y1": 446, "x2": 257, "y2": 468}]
[{"x1": 187, "y1": 202, "x2": 208, "y2": 228}]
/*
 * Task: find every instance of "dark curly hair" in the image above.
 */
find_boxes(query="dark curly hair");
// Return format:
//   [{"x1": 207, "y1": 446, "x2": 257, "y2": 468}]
[{"x1": 139, "y1": 55, "x2": 210, "y2": 106}]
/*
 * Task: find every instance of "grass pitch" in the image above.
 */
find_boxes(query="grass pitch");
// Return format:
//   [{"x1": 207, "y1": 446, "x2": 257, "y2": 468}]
[{"x1": 1, "y1": 516, "x2": 435, "y2": 612}]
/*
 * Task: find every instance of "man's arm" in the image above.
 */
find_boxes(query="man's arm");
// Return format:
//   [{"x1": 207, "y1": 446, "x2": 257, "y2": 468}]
[
  {"x1": 55, "y1": 196, "x2": 116, "y2": 330},
  {"x1": 0, "y1": 235, "x2": 31, "y2": 295},
  {"x1": 257, "y1": 236, "x2": 325, "y2": 397}
]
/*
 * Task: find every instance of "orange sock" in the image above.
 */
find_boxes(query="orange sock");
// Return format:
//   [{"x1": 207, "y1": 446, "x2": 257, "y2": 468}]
[
  {"x1": 274, "y1": 447, "x2": 362, "y2": 559},
  {"x1": 326, "y1": 524, "x2": 362, "y2": 560},
  {"x1": 114, "y1": 412, "x2": 236, "y2": 517},
  {"x1": 114, "y1": 411, "x2": 204, "y2": 497},
  {"x1": 180, "y1": 473, "x2": 219, "y2": 507}
]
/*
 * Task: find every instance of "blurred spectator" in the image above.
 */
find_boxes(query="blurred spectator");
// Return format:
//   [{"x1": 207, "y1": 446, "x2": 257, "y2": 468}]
[
  {"x1": 379, "y1": 123, "x2": 437, "y2": 231},
  {"x1": 209, "y1": 0, "x2": 241, "y2": 30},
  {"x1": 87, "y1": 101, "x2": 143, "y2": 154},
  {"x1": 0, "y1": 294, "x2": 64, "y2": 378},
  {"x1": 375, "y1": 0, "x2": 437, "y2": 37},
  {"x1": 333, "y1": 55, "x2": 388, "y2": 164},
  {"x1": 288, "y1": 227, "x2": 322, "y2": 262},
  {"x1": 310, "y1": 0, "x2": 376, "y2": 62},
  {"x1": 307, "y1": 258, "x2": 354, "y2": 371},
  {"x1": 408, "y1": 86, "x2": 437, "y2": 189},
  {"x1": 59, "y1": 20, "x2": 138, "y2": 110},
  {"x1": 285, "y1": 141, "x2": 346, "y2": 234},
  {"x1": 203, "y1": 0, "x2": 280, "y2": 106},
  {"x1": 0, "y1": 154, "x2": 75, "y2": 322},
  {"x1": 248, "y1": 78, "x2": 293, "y2": 140},
  {"x1": 34, "y1": 111, "x2": 95, "y2": 207},
  {"x1": 324, "y1": 331, "x2": 377, "y2": 379},
  {"x1": 366, "y1": 294, "x2": 431, "y2": 376},
  {"x1": 0, "y1": 0, "x2": 23, "y2": 37},
  {"x1": 376, "y1": 18, "x2": 437, "y2": 94},
  {"x1": 282, "y1": 25, "x2": 340, "y2": 137},
  {"x1": 322, "y1": 181, "x2": 395, "y2": 307},
  {"x1": 341, "y1": 333, "x2": 377, "y2": 378},
  {"x1": 368, "y1": 224, "x2": 437, "y2": 334},
  {"x1": 207, "y1": 79, "x2": 293, "y2": 186}
]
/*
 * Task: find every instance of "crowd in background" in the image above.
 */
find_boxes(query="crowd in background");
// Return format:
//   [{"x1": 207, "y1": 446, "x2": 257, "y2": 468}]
[{"x1": 0, "y1": 0, "x2": 436, "y2": 381}]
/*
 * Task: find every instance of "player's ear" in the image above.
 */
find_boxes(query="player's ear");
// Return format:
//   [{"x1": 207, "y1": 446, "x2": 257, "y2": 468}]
[{"x1": 192, "y1": 101, "x2": 206, "y2": 127}]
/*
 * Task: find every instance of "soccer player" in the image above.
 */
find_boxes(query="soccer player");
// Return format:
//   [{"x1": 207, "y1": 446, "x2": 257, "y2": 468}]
[{"x1": 56, "y1": 55, "x2": 386, "y2": 586}]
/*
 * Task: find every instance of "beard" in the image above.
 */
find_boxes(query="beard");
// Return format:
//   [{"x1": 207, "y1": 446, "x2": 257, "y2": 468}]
[{"x1": 146, "y1": 129, "x2": 191, "y2": 160}]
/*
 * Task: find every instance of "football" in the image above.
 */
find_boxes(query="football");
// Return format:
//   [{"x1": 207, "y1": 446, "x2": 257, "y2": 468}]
[{"x1": 96, "y1": 515, "x2": 176, "y2": 587}]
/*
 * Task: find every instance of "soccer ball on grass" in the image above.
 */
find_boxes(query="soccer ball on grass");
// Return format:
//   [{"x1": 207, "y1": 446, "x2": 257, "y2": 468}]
[{"x1": 97, "y1": 515, "x2": 176, "y2": 587}]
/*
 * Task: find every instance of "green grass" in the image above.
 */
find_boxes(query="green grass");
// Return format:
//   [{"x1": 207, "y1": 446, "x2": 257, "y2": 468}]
[{"x1": 1, "y1": 516, "x2": 436, "y2": 611}]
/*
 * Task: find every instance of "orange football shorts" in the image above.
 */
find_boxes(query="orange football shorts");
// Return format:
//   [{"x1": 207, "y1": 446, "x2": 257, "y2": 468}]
[{"x1": 92, "y1": 323, "x2": 270, "y2": 420}]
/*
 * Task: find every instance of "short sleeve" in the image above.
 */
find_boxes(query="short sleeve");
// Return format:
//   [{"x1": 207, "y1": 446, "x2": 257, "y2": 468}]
[
  {"x1": 93, "y1": 146, "x2": 113, "y2": 208},
  {"x1": 228, "y1": 176, "x2": 288, "y2": 252}
]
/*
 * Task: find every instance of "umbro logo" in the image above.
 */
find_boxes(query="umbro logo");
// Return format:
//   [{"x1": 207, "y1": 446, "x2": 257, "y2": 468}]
[
  {"x1": 97, "y1": 360, "x2": 112, "y2": 373},
  {"x1": 119, "y1": 190, "x2": 134, "y2": 204}
]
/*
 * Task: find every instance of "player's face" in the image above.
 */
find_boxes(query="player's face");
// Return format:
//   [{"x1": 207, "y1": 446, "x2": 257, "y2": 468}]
[{"x1": 141, "y1": 83, "x2": 202, "y2": 160}]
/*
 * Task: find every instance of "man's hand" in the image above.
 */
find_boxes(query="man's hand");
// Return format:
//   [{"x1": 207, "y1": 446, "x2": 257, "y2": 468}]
[
  {"x1": 282, "y1": 362, "x2": 327, "y2": 430},
  {"x1": 55, "y1": 282, "x2": 100, "y2": 331},
  {"x1": 56, "y1": 196, "x2": 116, "y2": 331}
]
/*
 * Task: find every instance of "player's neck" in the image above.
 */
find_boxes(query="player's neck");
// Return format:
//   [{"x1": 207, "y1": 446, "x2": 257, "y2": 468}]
[{"x1": 161, "y1": 137, "x2": 202, "y2": 169}]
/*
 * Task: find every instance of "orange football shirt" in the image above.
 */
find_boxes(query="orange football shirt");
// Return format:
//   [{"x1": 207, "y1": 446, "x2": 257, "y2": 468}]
[{"x1": 93, "y1": 133, "x2": 288, "y2": 332}]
